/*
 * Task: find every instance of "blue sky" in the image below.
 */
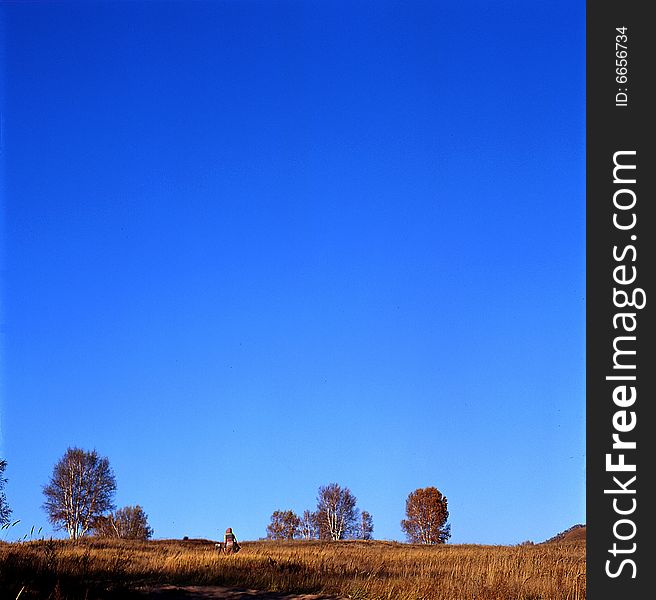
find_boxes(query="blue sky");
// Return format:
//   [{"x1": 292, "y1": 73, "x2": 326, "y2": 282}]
[{"x1": 1, "y1": 0, "x2": 585, "y2": 544}]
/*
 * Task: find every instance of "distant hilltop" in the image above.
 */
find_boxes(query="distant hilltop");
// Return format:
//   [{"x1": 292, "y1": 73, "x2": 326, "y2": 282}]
[{"x1": 544, "y1": 524, "x2": 586, "y2": 544}]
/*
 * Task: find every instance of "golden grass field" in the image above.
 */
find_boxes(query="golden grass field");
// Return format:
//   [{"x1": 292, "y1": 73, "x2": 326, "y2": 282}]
[{"x1": 0, "y1": 536, "x2": 585, "y2": 600}]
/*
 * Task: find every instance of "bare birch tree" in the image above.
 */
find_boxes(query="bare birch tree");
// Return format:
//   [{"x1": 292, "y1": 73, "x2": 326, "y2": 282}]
[
  {"x1": 315, "y1": 483, "x2": 358, "y2": 541},
  {"x1": 0, "y1": 459, "x2": 11, "y2": 526},
  {"x1": 299, "y1": 509, "x2": 319, "y2": 540},
  {"x1": 357, "y1": 510, "x2": 374, "y2": 540},
  {"x1": 43, "y1": 447, "x2": 116, "y2": 540}
]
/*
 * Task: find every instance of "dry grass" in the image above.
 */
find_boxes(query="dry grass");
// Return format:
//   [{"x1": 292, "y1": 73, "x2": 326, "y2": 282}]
[{"x1": 0, "y1": 537, "x2": 585, "y2": 600}]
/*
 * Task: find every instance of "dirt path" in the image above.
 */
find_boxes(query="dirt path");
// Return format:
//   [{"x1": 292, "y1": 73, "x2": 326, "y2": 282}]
[{"x1": 138, "y1": 585, "x2": 346, "y2": 599}]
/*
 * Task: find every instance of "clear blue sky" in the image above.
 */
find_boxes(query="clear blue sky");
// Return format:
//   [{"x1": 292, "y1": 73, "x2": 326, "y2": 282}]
[{"x1": 1, "y1": 1, "x2": 585, "y2": 544}]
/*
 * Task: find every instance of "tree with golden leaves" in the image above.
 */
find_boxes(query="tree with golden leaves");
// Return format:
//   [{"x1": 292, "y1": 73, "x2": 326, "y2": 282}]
[
  {"x1": 266, "y1": 509, "x2": 301, "y2": 540},
  {"x1": 401, "y1": 486, "x2": 451, "y2": 544},
  {"x1": 93, "y1": 505, "x2": 154, "y2": 540}
]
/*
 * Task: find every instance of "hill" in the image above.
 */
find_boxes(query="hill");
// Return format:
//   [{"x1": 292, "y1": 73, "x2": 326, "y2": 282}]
[{"x1": 544, "y1": 524, "x2": 586, "y2": 544}]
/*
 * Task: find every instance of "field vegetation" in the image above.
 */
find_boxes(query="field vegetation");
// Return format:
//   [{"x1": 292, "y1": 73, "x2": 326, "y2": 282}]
[{"x1": 0, "y1": 536, "x2": 585, "y2": 600}]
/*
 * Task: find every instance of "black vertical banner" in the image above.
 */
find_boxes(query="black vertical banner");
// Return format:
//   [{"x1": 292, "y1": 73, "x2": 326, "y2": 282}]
[{"x1": 587, "y1": 1, "x2": 655, "y2": 598}]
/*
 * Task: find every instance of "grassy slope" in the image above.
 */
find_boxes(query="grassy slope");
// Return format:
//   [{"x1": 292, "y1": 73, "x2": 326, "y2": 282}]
[{"x1": 0, "y1": 537, "x2": 585, "y2": 600}]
